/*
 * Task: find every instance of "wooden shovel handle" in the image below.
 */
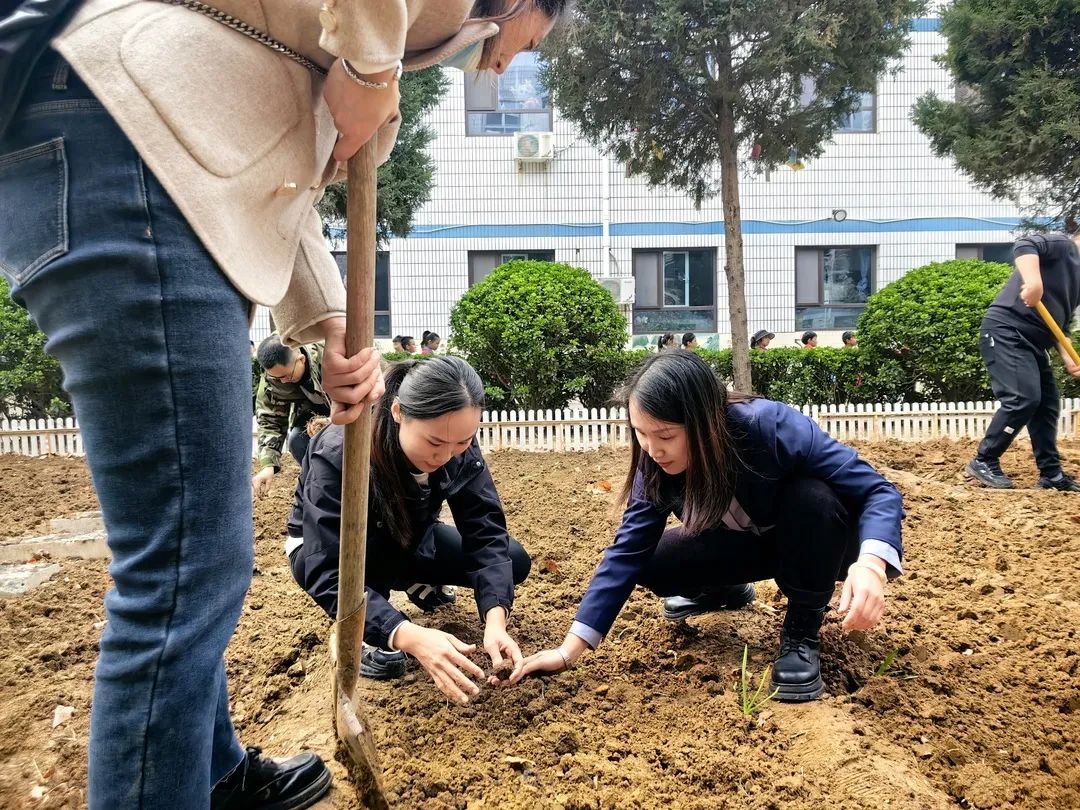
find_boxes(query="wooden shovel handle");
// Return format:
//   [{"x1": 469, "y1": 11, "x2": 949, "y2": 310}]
[
  {"x1": 336, "y1": 138, "x2": 378, "y2": 699},
  {"x1": 1033, "y1": 301, "x2": 1080, "y2": 366}
]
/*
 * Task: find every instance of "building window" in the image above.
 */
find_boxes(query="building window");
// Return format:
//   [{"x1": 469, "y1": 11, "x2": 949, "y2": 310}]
[
  {"x1": 837, "y1": 91, "x2": 875, "y2": 133},
  {"x1": 795, "y1": 246, "x2": 874, "y2": 330},
  {"x1": 333, "y1": 250, "x2": 391, "y2": 338},
  {"x1": 632, "y1": 249, "x2": 716, "y2": 334},
  {"x1": 468, "y1": 251, "x2": 555, "y2": 286},
  {"x1": 464, "y1": 51, "x2": 552, "y2": 136},
  {"x1": 800, "y1": 79, "x2": 876, "y2": 133},
  {"x1": 956, "y1": 244, "x2": 1014, "y2": 265}
]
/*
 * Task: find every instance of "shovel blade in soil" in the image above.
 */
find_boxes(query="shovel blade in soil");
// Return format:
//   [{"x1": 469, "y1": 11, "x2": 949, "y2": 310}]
[{"x1": 336, "y1": 688, "x2": 389, "y2": 810}]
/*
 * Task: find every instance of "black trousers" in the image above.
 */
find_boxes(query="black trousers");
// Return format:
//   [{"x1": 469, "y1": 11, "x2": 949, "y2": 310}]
[
  {"x1": 976, "y1": 322, "x2": 1061, "y2": 477},
  {"x1": 637, "y1": 478, "x2": 860, "y2": 610},
  {"x1": 390, "y1": 523, "x2": 532, "y2": 591}
]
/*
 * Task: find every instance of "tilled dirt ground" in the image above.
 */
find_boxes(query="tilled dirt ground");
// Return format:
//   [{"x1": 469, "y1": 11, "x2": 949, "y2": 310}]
[{"x1": 1, "y1": 439, "x2": 1078, "y2": 809}]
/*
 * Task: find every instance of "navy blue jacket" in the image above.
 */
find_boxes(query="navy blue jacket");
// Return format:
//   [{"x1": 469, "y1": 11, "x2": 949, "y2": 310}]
[
  {"x1": 573, "y1": 399, "x2": 904, "y2": 642},
  {"x1": 287, "y1": 425, "x2": 515, "y2": 648}
]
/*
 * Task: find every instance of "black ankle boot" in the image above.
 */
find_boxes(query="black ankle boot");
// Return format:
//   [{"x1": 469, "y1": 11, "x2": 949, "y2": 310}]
[
  {"x1": 771, "y1": 605, "x2": 826, "y2": 702},
  {"x1": 211, "y1": 746, "x2": 332, "y2": 810}
]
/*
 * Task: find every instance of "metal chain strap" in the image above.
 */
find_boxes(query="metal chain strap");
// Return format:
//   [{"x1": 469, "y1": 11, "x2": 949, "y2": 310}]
[{"x1": 159, "y1": 0, "x2": 328, "y2": 76}]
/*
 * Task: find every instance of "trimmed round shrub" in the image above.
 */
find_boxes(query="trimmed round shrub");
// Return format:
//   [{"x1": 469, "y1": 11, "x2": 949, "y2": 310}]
[
  {"x1": 857, "y1": 259, "x2": 1012, "y2": 401},
  {"x1": 449, "y1": 260, "x2": 628, "y2": 410}
]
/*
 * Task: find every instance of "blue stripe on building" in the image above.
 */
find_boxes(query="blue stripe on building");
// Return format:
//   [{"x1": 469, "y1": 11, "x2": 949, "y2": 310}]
[{"x1": 400, "y1": 216, "x2": 1022, "y2": 240}]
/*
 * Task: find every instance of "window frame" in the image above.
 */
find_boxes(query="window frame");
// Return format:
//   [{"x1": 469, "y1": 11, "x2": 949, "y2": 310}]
[
  {"x1": 631, "y1": 247, "x2": 718, "y2": 335},
  {"x1": 332, "y1": 250, "x2": 392, "y2": 338},
  {"x1": 794, "y1": 246, "x2": 876, "y2": 329},
  {"x1": 467, "y1": 250, "x2": 556, "y2": 287},
  {"x1": 836, "y1": 90, "x2": 877, "y2": 134},
  {"x1": 463, "y1": 52, "x2": 553, "y2": 137},
  {"x1": 956, "y1": 243, "x2": 1014, "y2": 264}
]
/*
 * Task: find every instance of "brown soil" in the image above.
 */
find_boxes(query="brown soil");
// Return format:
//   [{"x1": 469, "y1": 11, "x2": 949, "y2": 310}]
[{"x1": 1, "y1": 441, "x2": 1078, "y2": 809}]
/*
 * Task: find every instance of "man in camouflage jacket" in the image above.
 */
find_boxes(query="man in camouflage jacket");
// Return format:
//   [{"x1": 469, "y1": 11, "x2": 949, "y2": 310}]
[{"x1": 253, "y1": 336, "x2": 331, "y2": 496}]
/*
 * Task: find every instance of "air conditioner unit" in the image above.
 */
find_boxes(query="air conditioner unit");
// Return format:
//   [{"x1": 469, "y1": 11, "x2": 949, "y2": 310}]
[
  {"x1": 514, "y1": 131, "x2": 554, "y2": 162},
  {"x1": 599, "y1": 276, "x2": 635, "y2": 305}
]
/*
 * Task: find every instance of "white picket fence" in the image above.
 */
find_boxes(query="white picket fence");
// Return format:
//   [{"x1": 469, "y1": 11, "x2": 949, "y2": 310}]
[{"x1": 3, "y1": 399, "x2": 1080, "y2": 457}]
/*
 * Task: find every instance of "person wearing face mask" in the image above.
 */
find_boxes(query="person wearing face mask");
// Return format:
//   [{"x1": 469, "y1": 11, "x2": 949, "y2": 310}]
[
  {"x1": 511, "y1": 351, "x2": 903, "y2": 703},
  {"x1": 0, "y1": 1, "x2": 565, "y2": 807},
  {"x1": 288, "y1": 357, "x2": 532, "y2": 703}
]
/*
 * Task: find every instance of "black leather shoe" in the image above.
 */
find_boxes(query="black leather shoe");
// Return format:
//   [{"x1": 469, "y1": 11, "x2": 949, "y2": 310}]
[
  {"x1": 211, "y1": 746, "x2": 331, "y2": 810},
  {"x1": 1036, "y1": 472, "x2": 1080, "y2": 492},
  {"x1": 361, "y1": 643, "x2": 408, "y2": 680},
  {"x1": 771, "y1": 605, "x2": 826, "y2": 701},
  {"x1": 662, "y1": 583, "x2": 756, "y2": 621},
  {"x1": 965, "y1": 458, "x2": 1014, "y2": 489}
]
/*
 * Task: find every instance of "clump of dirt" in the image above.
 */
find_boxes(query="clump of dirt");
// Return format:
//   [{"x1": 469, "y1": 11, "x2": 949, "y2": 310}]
[
  {"x1": 0, "y1": 455, "x2": 97, "y2": 538},
  {"x1": 1, "y1": 440, "x2": 1079, "y2": 809}
]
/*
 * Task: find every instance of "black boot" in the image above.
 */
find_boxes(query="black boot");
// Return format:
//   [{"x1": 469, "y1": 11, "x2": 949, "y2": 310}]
[
  {"x1": 211, "y1": 746, "x2": 332, "y2": 810},
  {"x1": 965, "y1": 457, "x2": 1014, "y2": 489},
  {"x1": 771, "y1": 605, "x2": 826, "y2": 702},
  {"x1": 662, "y1": 583, "x2": 756, "y2": 621}
]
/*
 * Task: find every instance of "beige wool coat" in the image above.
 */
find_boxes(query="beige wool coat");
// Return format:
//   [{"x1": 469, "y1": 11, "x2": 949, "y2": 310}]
[{"x1": 53, "y1": 0, "x2": 497, "y2": 344}]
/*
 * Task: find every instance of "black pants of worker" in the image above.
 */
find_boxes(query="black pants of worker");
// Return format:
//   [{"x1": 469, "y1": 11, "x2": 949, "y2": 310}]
[
  {"x1": 388, "y1": 523, "x2": 532, "y2": 591},
  {"x1": 637, "y1": 478, "x2": 860, "y2": 610},
  {"x1": 976, "y1": 322, "x2": 1061, "y2": 477}
]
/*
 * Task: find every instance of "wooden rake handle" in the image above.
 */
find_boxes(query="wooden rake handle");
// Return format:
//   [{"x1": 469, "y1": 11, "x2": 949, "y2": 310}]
[
  {"x1": 335, "y1": 138, "x2": 378, "y2": 699},
  {"x1": 1033, "y1": 301, "x2": 1080, "y2": 366}
]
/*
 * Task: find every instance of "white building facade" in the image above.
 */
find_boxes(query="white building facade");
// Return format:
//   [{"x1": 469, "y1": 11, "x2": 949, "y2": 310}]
[{"x1": 253, "y1": 17, "x2": 1024, "y2": 350}]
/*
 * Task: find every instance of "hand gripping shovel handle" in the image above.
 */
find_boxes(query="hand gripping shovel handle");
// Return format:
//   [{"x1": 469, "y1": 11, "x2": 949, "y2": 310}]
[
  {"x1": 334, "y1": 137, "x2": 389, "y2": 809},
  {"x1": 1033, "y1": 301, "x2": 1080, "y2": 365}
]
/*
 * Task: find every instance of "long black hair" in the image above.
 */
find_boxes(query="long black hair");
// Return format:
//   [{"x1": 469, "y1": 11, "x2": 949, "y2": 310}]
[
  {"x1": 618, "y1": 351, "x2": 754, "y2": 534},
  {"x1": 372, "y1": 357, "x2": 485, "y2": 547}
]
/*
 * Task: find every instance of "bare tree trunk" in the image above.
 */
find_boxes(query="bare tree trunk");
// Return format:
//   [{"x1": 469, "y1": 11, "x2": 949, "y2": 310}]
[{"x1": 717, "y1": 49, "x2": 752, "y2": 393}]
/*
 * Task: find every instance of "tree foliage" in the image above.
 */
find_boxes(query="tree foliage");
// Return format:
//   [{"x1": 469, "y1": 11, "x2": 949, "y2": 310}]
[
  {"x1": 318, "y1": 67, "x2": 450, "y2": 244},
  {"x1": 857, "y1": 258, "x2": 1012, "y2": 400},
  {"x1": 912, "y1": 0, "x2": 1080, "y2": 224},
  {"x1": 540, "y1": 0, "x2": 924, "y2": 390},
  {"x1": 449, "y1": 260, "x2": 628, "y2": 410},
  {"x1": 0, "y1": 278, "x2": 69, "y2": 419}
]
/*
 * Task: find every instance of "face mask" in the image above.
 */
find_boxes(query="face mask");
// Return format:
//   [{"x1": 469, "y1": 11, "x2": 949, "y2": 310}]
[{"x1": 442, "y1": 40, "x2": 484, "y2": 72}]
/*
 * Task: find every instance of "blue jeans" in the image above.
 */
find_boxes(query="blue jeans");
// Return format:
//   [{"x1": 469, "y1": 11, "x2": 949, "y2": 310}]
[{"x1": 0, "y1": 56, "x2": 252, "y2": 807}]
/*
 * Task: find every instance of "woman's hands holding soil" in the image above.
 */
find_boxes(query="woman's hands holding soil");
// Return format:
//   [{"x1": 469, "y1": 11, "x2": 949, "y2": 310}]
[
  {"x1": 838, "y1": 555, "x2": 887, "y2": 632},
  {"x1": 323, "y1": 60, "x2": 400, "y2": 162},
  {"x1": 483, "y1": 607, "x2": 523, "y2": 685},
  {"x1": 394, "y1": 623, "x2": 485, "y2": 705},
  {"x1": 318, "y1": 317, "x2": 385, "y2": 424}
]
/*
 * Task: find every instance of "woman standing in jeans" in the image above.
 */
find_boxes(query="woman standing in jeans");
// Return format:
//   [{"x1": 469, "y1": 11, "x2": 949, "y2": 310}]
[
  {"x1": 0, "y1": 1, "x2": 564, "y2": 807},
  {"x1": 511, "y1": 351, "x2": 904, "y2": 701}
]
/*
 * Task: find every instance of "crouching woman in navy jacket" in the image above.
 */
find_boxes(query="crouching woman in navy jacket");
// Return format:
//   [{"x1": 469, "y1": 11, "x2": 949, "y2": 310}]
[
  {"x1": 511, "y1": 351, "x2": 903, "y2": 701},
  {"x1": 288, "y1": 357, "x2": 531, "y2": 705}
]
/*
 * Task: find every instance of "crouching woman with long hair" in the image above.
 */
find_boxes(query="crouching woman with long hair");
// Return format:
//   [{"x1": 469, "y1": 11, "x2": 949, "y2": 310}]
[
  {"x1": 512, "y1": 351, "x2": 903, "y2": 701},
  {"x1": 288, "y1": 357, "x2": 531, "y2": 704}
]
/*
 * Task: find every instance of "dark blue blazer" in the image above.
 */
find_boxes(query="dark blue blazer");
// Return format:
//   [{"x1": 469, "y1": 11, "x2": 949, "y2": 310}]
[{"x1": 573, "y1": 398, "x2": 904, "y2": 640}]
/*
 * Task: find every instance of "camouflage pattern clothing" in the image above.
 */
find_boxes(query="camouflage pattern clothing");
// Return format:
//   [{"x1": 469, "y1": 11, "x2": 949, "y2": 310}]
[{"x1": 255, "y1": 342, "x2": 331, "y2": 471}]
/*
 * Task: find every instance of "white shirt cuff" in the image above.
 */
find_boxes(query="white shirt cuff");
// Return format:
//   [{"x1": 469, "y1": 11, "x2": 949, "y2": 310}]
[
  {"x1": 859, "y1": 540, "x2": 902, "y2": 577},
  {"x1": 386, "y1": 620, "x2": 409, "y2": 652},
  {"x1": 569, "y1": 621, "x2": 603, "y2": 650}
]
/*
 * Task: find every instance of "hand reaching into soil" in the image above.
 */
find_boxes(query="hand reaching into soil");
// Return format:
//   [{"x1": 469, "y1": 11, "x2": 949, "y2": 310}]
[
  {"x1": 251, "y1": 466, "x2": 274, "y2": 498},
  {"x1": 483, "y1": 608, "x2": 523, "y2": 685},
  {"x1": 838, "y1": 557, "x2": 886, "y2": 632},
  {"x1": 317, "y1": 317, "x2": 385, "y2": 425},
  {"x1": 507, "y1": 649, "x2": 567, "y2": 684},
  {"x1": 393, "y1": 623, "x2": 485, "y2": 705}
]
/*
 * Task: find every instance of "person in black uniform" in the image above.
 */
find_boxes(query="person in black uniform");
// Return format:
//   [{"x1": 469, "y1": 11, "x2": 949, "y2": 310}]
[
  {"x1": 287, "y1": 356, "x2": 532, "y2": 703},
  {"x1": 966, "y1": 231, "x2": 1080, "y2": 491}
]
